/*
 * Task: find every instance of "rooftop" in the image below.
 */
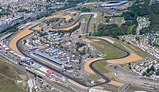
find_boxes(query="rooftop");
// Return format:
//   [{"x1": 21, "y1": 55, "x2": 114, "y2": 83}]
[
  {"x1": 101, "y1": 1, "x2": 128, "y2": 7},
  {"x1": 0, "y1": 33, "x2": 13, "y2": 41},
  {"x1": 34, "y1": 51, "x2": 65, "y2": 65}
]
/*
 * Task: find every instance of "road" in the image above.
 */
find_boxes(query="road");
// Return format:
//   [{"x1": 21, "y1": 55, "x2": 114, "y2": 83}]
[{"x1": 118, "y1": 83, "x2": 130, "y2": 92}]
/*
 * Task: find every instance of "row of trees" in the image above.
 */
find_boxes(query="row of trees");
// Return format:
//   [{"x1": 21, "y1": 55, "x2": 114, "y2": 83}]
[
  {"x1": 76, "y1": 7, "x2": 91, "y2": 12},
  {"x1": 45, "y1": 18, "x2": 59, "y2": 25},
  {"x1": 76, "y1": 42, "x2": 86, "y2": 55},
  {"x1": 142, "y1": 66, "x2": 158, "y2": 77}
]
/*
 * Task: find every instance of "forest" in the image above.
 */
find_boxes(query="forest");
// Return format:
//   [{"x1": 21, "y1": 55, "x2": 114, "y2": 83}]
[{"x1": 96, "y1": 0, "x2": 159, "y2": 38}]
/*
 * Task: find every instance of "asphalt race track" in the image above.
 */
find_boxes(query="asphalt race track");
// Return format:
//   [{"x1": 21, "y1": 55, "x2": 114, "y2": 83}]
[{"x1": 15, "y1": 13, "x2": 130, "y2": 87}]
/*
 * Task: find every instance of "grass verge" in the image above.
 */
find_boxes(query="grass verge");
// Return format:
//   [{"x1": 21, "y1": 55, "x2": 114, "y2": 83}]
[
  {"x1": 128, "y1": 85, "x2": 138, "y2": 90},
  {"x1": 87, "y1": 74, "x2": 98, "y2": 79},
  {"x1": 93, "y1": 60, "x2": 109, "y2": 73},
  {"x1": 0, "y1": 58, "x2": 25, "y2": 92}
]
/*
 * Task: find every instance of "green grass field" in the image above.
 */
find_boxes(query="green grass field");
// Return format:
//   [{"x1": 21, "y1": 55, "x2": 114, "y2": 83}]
[
  {"x1": 127, "y1": 24, "x2": 136, "y2": 33},
  {"x1": 93, "y1": 60, "x2": 109, "y2": 73},
  {"x1": 109, "y1": 17, "x2": 124, "y2": 26},
  {"x1": 87, "y1": 74, "x2": 98, "y2": 79},
  {"x1": 90, "y1": 40, "x2": 116, "y2": 54},
  {"x1": 0, "y1": 58, "x2": 25, "y2": 92},
  {"x1": 114, "y1": 43, "x2": 128, "y2": 51},
  {"x1": 90, "y1": 40, "x2": 126, "y2": 58},
  {"x1": 79, "y1": 14, "x2": 91, "y2": 22},
  {"x1": 128, "y1": 85, "x2": 138, "y2": 90},
  {"x1": 104, "y1": 51, "x2": 125, "y2": 59}
]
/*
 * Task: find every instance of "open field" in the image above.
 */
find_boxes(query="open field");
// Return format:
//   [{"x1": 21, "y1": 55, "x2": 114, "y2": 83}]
[
  {"x1": 0, "y1": 76, "x2": 24, "y2": 92},
  {"x1": 129, "y1": 85, "x2": 138, "y2": 90},
  {"x1": 114, "y1": 43, "x2": 128, "y2": 51},
  {"x1": 90, "y1": 39, "x2": 126, "y2": 58},
  {"x1": 90, "y1": 40, "x2": 117, "y2": 54},
  {"x1": 104, "y1": 73, "x2": 113, "y2": 79},
  {"x1": 9, "y1": 26, "x2": 33, "y2": 54},
  {"x1": 128, "y1": 24, "x2": 135, "y2": 33},
  {"x1": 109, "y1": 37, "x2": 155, "y2": 60},
  {"x1": 124, "y1": 42, "x2": 155, "y2": 60},
  {"x1": 109, "y1": 17, "x2": 124, "y2": 26},
  {"x1": 97, "y1": 37, "x2": 114, "y2": 44},
  {"x1": 107, "y1": 53, "x2": 142, "y2": 64},
  {"x1": 87, "y1": 74, "x2": 98, "y2": 79},
  {"x1": 109, "y1": 17, "x2": 124, "y2": 23},
  {"x1": 93, "y1": 60, "x2": 109, "y2": 73},
  {"x1": 103, "y1": 51, "x2": 125, "y2": 59},
  {"x1": 0, "y1": 58, "x2": 25, "y2": 92}
]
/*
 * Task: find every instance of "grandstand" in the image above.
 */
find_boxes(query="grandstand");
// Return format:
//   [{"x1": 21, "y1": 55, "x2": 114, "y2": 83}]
[
  {"x1": 34, "y1": 51, "x2": 65, "y2": 65},
  {"x1": 34, "y1": 51, "x2": 73, "y2": 70},
  {"x1": 101, "y1": 1, "x2": 128, "y2": 7},
  {"x1": 0, "y1": 33, "x2": 13, "y2": 41}
]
